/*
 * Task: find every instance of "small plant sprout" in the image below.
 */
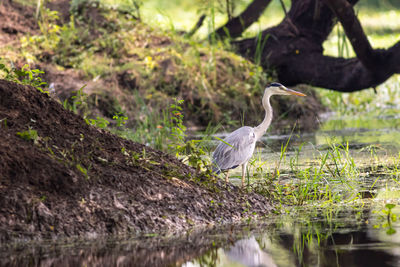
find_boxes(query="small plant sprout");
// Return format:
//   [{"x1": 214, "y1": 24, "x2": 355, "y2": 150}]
[
  {"x1": 76, "y1": 163, "x2": 89, "y2": 180},
  {"x1": 87, "y1": 116, "x2": 110, "y2": 129},
  {"x1": 16, "y1": 128, "x2": 39, "y2": 144},
  {"x1": 63, "y1": 85, "x2": 88, "y2": 115},
  {"x1": 113, "y1": 112, "x2": 128, "y2": 127}
]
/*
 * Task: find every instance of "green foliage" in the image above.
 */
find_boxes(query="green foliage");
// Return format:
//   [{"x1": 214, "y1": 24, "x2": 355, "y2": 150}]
[
  {"x1": 177, "y1": 139, "x2": 213, "y2": 175},
  {"x1": 87, "y1": 116, "x2": 110, "y2": 129},
  {"x1": 21, "y1": 7, "x2": 89, "y2": 68},
  {"x1": 13, "y1": 0, "x2": 273, "y2": 128},
  {"x1": 168, "y1": 98, "x2": 187, "y2": 154},
  {"x1": 54, "y1": 18, "x2": 89, "y2": 68},
  {"x1": 0, "y1": 61, "x2": 48, "y2": 94},
  {"x1": 166, "y1": 99, "x2": 214, "y2": 175},
  {"x1": 21, "y1": 7, "x2": 59, "y2": 58},
  {"x1": 386, "y1": 203, "x2": 396, "y2": 210},
  {"x1": 335, "y1": 24, "x2": 350, "y2": 58},
  {"x1": 37, "y1": 8, "x2": 61, "y2": 49},
  {"x1": 61, "y1": 85, "x2": 112, "y2": 129},
  {"x1": 112, "y1": 92, "x2": 169, "y2": 150},
  {"x1": 254, "y1": 32, "x2": 269, "y2": 65},
  {"x1": 317, "y1": 75, "x2": 400, "y2": 117},
  {"x1": 16, "y1": 128, "x2": 39, "y2": 144},
  {"x1": 63, "y1": 85, "x2": 89, "y2": 115},
  {"x1": 113, "y1": 112, "x2": 128, "y2": 127},
  {"x1": 115, "y1": 97, "x2": 214, "y2": 175}
]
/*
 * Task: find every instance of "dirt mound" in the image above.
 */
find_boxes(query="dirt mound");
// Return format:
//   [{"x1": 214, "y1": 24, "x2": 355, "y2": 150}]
[{"x1": 0, "y1": 80, "x2": 271, "y2": 241}]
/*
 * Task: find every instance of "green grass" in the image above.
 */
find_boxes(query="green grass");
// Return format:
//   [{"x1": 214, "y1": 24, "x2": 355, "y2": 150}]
[{"x1": 316, "y1": 75, "x2": 400, "y2": 118}]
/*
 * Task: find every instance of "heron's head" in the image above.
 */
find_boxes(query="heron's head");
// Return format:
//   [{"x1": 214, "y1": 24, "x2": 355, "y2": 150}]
[{"x1": 264, "y1": 82, "x2": 306, "y2": 97}]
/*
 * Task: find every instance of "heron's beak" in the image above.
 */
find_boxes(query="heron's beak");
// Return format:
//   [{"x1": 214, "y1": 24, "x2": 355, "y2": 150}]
[{"x1": 285, "y1": 87, "x2": 306, "y2": 96}]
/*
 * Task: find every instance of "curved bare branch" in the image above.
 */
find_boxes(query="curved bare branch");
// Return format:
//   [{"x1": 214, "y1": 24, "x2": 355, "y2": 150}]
[
  {"x1": 323, "y1": 0, "x2": 376, "y2": 70},
  {"x1": 212, "y1": 0, "x2": 272, "y2": 39}
]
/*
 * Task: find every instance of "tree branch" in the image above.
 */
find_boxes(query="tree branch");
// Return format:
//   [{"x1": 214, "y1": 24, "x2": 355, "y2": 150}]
[
  {"x1": 323, "y1": 0, "x2": 376, "y2": 70},
  {"x1": 278, "y1": 40, "x2": 400, "y2": 92},
  {"x1": 212, "y1": 0, "x2": 272, "y2": 39}
]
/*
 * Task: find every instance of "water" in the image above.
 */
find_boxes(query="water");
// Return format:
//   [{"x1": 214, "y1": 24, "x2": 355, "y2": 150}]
[
  {"x1": 2, "y1": 113, "x2": 400, "y2": 267},
  {"x1": 2, "y1": 207, "x2": 400, "y2": 266}
]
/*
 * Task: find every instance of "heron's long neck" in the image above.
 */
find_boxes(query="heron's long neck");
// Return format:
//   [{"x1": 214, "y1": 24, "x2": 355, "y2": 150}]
[{"x1": 254, "y1": 94, "x2": 273, "y2": 141}]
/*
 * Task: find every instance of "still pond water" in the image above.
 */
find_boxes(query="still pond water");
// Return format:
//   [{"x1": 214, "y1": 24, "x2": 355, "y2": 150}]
[{"x1": 2, "y1": 113, "x2": 400, "y2": 267}]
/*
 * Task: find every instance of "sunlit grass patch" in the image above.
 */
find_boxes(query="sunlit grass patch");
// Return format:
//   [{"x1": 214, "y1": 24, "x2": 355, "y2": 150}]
[{"x1": 316, "y1": 75, "x2": 400, "y2": 117}]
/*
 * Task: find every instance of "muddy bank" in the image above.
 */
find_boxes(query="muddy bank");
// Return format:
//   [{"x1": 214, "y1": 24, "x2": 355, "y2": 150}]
[{"x1": 0, "y1": 80, "x2": 272, "y2": 241}]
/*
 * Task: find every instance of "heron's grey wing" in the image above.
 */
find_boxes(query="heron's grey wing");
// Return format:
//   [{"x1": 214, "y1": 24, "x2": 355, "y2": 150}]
[{"x1": 212, "y1": 126, "x2": 256, "y2": 173}]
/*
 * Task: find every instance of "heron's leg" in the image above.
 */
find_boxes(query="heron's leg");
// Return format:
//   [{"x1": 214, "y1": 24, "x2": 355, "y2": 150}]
[
  {"x1": 225, "y1": 170, "x2": 230, "y2": 183},
  {"x1": 241, "y1": 162, "x2": 248, "y2": 187}
]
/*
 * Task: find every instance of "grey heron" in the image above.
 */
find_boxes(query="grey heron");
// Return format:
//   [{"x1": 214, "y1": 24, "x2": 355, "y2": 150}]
[{"x1": 212, "y1": 83, "x2": 306, "y2": 187}]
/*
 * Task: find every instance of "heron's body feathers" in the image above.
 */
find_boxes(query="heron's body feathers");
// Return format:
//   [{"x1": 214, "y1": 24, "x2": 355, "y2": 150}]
[{"x1": 212, "y1": 126, "x2": 256, "y2": 173}]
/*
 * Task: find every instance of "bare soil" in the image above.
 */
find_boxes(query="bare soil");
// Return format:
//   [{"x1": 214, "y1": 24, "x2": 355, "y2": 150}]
[
  {"x1": 0, "y1": 1, "x2": 38, "y2": 44},
  {"x1": 0, "y1": 80, "x2": 272, "y2": 241}
]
